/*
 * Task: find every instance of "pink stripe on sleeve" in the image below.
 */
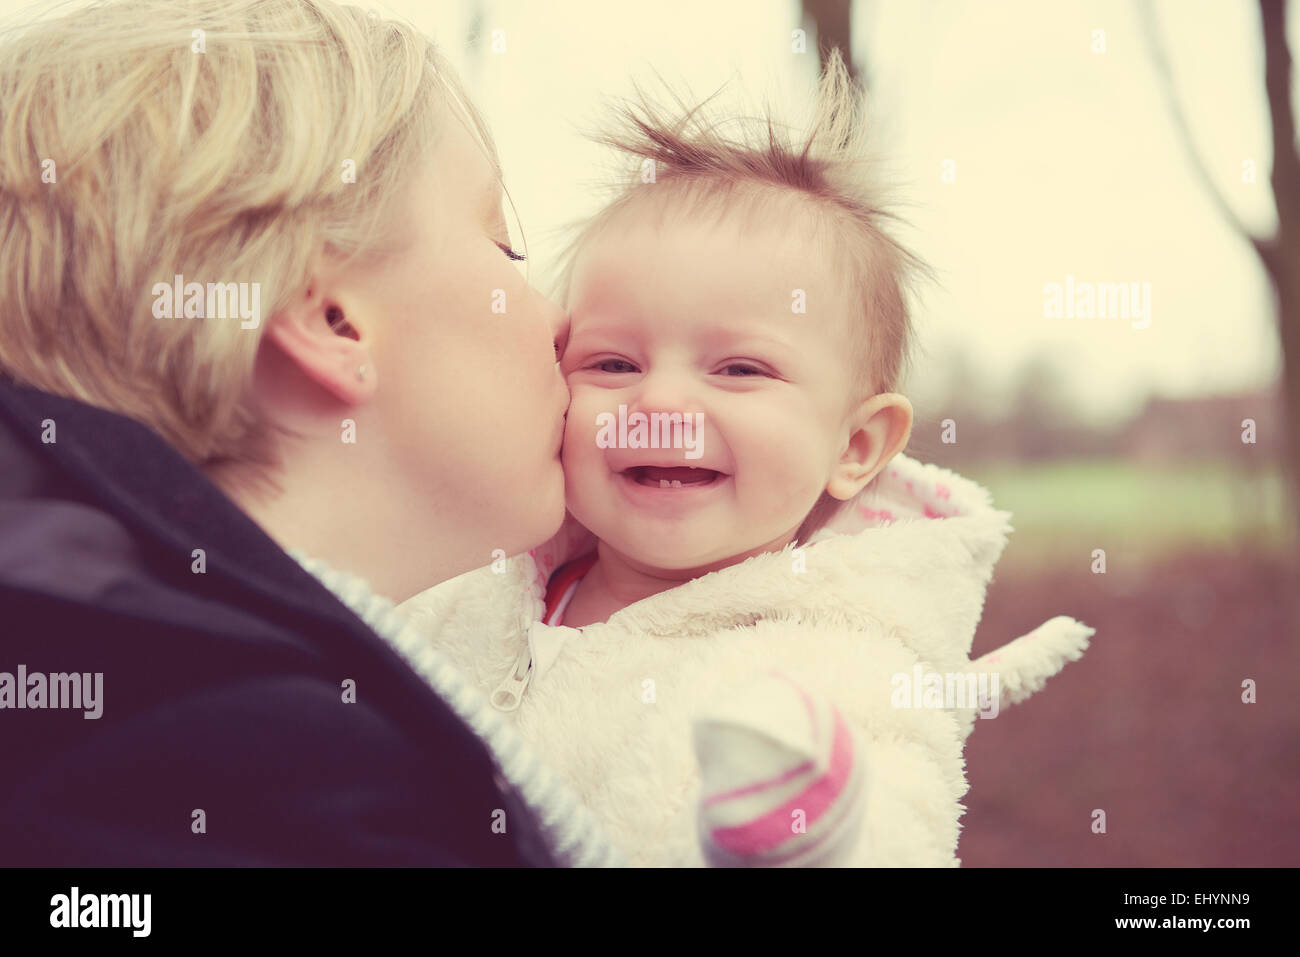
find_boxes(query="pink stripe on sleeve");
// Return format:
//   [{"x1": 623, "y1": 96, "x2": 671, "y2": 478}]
[
  {"x1": 701, "y1": 759, "x2": 815, "y2": 808},
  {"x1": 708, "y1": 708, "x2": 856, "y2": 856}
]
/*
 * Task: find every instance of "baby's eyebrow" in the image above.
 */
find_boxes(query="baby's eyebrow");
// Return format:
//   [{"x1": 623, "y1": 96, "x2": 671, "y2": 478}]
[
  {"x1": 702, "y1": 328, "x2": 795, "y2": 351},
  {"x1": 564, "y1": 322, "x2": 639, "y2": 345},
  {"x1": 566, "y1": 323, "x2": 796, "y2": 350}
]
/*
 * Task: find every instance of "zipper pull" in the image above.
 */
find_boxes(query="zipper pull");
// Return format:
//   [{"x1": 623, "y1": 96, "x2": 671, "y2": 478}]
[{"x1": 491, "y1": 646, "x2": 533, "y2": 712}]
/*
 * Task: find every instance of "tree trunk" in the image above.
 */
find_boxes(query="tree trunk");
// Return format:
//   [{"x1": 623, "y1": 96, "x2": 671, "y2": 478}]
[
  {"x1": 802, "y1": 0, "x2": 859, "y2": 84},
  {"x1": 1268, "y1": 249, "x2": 1300, "y2": 603},
  {"x1": 1257, "y1": 0, "x2": 1300, "y2": 604}
]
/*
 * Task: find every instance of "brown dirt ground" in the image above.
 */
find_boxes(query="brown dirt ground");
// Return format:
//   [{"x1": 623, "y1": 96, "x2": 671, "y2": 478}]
[{"x1": 958, "y1": 550, "x2": 1300, "y2": 866}]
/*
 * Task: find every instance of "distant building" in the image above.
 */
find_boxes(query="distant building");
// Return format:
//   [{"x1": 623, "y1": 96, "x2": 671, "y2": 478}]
[
  {"x1": 911, "y1": 387, "x2": 1283, "y2": 465},
  {"x1": 1115, "y1": 390, "x2": 1282, "y2": 462}
]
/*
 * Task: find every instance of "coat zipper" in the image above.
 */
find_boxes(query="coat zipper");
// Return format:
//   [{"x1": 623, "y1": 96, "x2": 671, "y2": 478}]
[{"x1": 491, "y1": 645, "x2": 533, "y2": 712}]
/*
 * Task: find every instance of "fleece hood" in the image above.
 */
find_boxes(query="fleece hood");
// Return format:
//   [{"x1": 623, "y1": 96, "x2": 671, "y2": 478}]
[
  {"x1": 398, "y1": 453, "x2": 1093, "y2": 866},
  {"x1": 520, "y1": 453, "x2": 1091, "y2": 725}
]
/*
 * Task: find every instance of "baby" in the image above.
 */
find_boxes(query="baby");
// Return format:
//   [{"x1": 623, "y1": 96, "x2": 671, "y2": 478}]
[{"x1": 401, "y1": 54, "x2": 1092, "y2": 866}]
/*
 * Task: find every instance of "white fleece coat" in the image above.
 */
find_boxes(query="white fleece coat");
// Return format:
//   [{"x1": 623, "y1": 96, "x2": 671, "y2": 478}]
[{"x1": 399, "y1": 454, "x2": 1091, "y2": 866}]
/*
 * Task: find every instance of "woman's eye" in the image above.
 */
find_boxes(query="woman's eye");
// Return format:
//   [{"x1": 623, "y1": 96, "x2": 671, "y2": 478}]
[
  {"x1": 495, "y1": 241, "x2": 526, "y2": 262},
  {"x1": 593, "y1": 359, "x2": 638, "y2": 374}
]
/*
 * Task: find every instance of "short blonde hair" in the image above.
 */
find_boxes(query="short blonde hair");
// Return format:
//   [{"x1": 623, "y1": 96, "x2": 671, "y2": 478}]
[
  {"x1": 0, "y1": 0, "x2": 491, "y2": 469},
  {"x1": 554, "y1": 49, "x2": 930, "y2": 401}
]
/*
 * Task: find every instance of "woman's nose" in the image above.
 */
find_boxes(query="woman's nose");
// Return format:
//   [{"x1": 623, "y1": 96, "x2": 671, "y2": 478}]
[{"x1": 544, "y1": 300, "x2": 570, "y2": 363}]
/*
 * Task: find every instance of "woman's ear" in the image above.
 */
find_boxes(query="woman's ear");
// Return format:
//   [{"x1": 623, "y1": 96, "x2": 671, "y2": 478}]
[
  {"x1": 825, "y1": 393, "x2": 914, "y2": 501},
  {"x1": 262, "y1": 281, "x2": 377, "y2": 405}
]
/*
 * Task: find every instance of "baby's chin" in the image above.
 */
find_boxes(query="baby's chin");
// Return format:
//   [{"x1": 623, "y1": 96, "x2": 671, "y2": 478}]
[
  {"x1": 598, "y1": 535, "x2": 757, "y2": 580},
  {"x1": 564, "y1": 498, "x2": 772, "y2": 576}
]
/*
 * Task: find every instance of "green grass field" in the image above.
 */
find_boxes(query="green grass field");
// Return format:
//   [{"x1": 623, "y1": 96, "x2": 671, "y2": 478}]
[{"x1": 960, "y1": 458, "x2": 1291, "y2": 568}]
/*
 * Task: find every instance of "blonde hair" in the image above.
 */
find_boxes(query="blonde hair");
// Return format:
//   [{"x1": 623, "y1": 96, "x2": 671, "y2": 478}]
[
  {"x1": 554, "y1": 49, "x2": 930, "y2": 401},
  {"x1": 0, "y1": 0, "x2": 492, "y2": 470}
]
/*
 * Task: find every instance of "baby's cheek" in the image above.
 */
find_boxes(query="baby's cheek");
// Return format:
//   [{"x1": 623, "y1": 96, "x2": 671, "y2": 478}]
[
  {"x1": 736, "y1": 426, "x2": 828, "y2": 512},
  {"x1": 558, "y1": 430, "x2": 589, "y2": 484}
]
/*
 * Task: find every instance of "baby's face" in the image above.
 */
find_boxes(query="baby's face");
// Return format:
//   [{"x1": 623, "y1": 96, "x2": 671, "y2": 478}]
[{"x1": 559, "y1": 204, "x2": 862, "y2": 574}]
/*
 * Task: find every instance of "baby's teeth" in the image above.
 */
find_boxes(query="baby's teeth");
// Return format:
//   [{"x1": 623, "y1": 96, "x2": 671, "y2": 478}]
[
  {"x1": 656, "y1": 478, "x2": 685, "y2": 488},
  {"x1": 659, "y1": 479, "x2": 670, "y2": 488},
  {"x1": 671, "y1": 480, "x2": 682, "y2": 488}
]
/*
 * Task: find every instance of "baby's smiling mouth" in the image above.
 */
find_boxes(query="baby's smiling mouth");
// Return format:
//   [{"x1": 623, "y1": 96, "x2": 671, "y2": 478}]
[{"x1": 623, "y1": 465, "x2": 724, "y2": 489}]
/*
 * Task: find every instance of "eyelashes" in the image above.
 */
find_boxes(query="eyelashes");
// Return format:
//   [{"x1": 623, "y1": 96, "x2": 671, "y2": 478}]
[
  {"x1": 592, "y1": 359, "x2": 638, "y2": 374},
  {"x1": 495, "y1": 241, "x2": 526, "y2": 262},
  {"x1": 584, "y1": 359, "x2": 773, "y2": 378},
  {"x1": 719, "y1": 364, "x2": 769, "y2": 377}
]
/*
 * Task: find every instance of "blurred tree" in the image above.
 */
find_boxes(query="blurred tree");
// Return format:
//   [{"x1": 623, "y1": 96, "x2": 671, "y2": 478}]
[
  {"x1": 905, "y1": 346, "x2": 993, "y2": 465},
  {"x1": 1139, "y1": 0, "x2": 1300, "y2": 585},
  {"x1": 933, "y1": 345, "x2": 990, "y2": 421},
  {"x1": 1007, "y1": 352, "x2": 1079, "y2": 461},
  {"x1": 802, "y1": 0, "x2": 860, "y2": 85}
]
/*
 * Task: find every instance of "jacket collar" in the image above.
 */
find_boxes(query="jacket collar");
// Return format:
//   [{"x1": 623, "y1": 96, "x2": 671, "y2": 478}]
[
  {"x1": 0, "y1": 377, "x2": 370, "y2": 638},
  {"x1": 525, "y1": 454, "x2": 1012, "y2": 661}
]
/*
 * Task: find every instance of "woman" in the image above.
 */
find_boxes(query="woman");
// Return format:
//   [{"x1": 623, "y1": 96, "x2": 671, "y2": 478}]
[{"x1": 0, "y1": 0, "x2": 604, "y2": 865}]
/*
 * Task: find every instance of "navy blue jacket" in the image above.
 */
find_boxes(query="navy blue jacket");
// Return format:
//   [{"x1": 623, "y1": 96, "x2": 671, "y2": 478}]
[{"x1": 0, "y1": 378, "x2": 554, "y2": 866}]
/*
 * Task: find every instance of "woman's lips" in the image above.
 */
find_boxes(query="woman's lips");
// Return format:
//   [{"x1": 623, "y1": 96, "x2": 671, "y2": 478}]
[{"x1": 555, "y1": 406, "x2": 569, "y2": 454}]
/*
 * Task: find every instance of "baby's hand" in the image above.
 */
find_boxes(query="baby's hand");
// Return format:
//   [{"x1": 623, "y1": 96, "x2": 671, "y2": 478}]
[{"x1": 691, "y1": 671, "x2": 866, "y2": 866}]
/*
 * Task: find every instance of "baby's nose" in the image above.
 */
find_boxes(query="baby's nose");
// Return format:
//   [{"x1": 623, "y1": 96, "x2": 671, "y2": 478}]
[{"x1": 630, "y1": 368, "x2": 699, "y2": 417}]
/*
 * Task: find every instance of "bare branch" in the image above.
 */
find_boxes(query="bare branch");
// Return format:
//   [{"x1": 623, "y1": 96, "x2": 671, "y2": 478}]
[
  {"x1": 802, "y1": 0, "x2": 859, "y2": 85},
  {"x1": 1136, "y1": 0, "x2": 1264, "y2": 246},
  {"x1": 1259, "y1": 0, "x2": 1300, "y2": 236}
]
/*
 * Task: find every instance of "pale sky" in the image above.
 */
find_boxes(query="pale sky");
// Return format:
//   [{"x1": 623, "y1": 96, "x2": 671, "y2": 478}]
[
  {"x1": 4, "y1": 0, "x2": 1292, "y2": 425},
  {"x1": 380, "y1": 0, "x2": 1291, "y2": 425}
]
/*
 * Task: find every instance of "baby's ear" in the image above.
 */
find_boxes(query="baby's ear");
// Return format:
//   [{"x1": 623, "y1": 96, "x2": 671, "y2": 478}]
[{"x1": 825, "y1": 393, "x2": 913, "y2": 500}]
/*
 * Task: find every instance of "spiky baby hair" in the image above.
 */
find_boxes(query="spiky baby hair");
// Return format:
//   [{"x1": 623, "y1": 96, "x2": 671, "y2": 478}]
[{"x1": 553, "y1": 48, "x2": 932, "y2": 402}]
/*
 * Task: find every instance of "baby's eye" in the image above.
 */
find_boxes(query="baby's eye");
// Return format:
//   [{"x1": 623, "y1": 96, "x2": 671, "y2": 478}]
[
  {"x1": 719, "y1": 363, "x2": 770, "y2": 377},
  {"x1": 593, "y1": 359, "x2": 639, "y2": 374}
]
